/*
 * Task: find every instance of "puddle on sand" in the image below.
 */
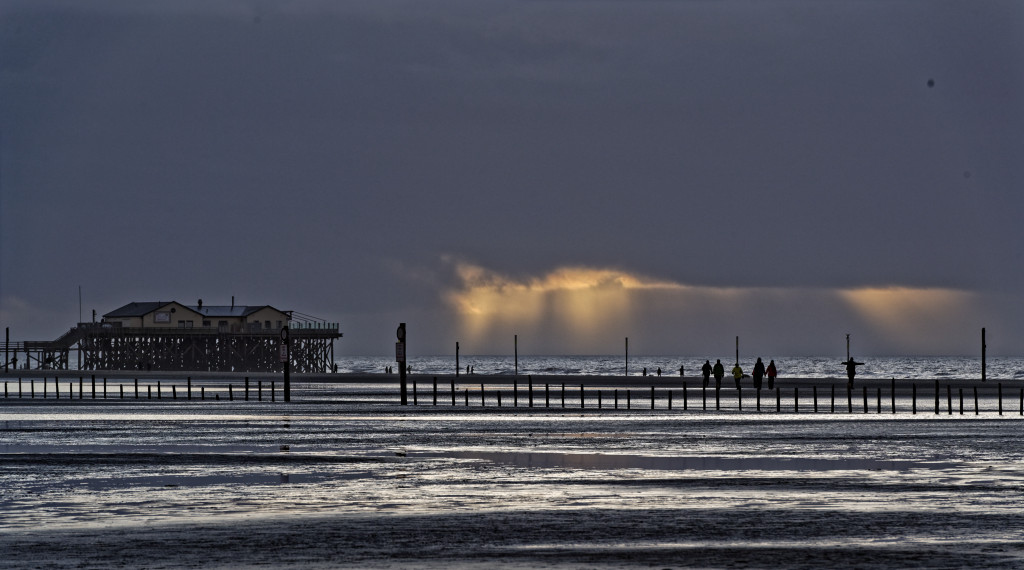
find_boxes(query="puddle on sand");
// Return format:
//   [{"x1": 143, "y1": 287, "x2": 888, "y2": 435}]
[{"x1": 417, "y1": 450, "x2": 956, "y2": 472}]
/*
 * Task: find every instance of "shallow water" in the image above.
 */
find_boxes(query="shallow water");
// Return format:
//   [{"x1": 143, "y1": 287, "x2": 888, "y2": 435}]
[{"x1": 1, "y1": 391, "x2": 1023, "y2": 568}]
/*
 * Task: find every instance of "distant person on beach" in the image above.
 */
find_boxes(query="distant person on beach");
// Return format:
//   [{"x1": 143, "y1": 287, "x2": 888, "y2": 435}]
[
  {"x1": 844, "y1": 357, "x2": 864, "y2": 387},
  {"x1": 767, "y1": 359, "x2": 777, "y2": 390},
  {"x1": 732, "y1": 363, "x2": 743, "y2": 388},
  {"x1": 642, "y1": 367, "x2": 648, "y2": 377},
  {"x1": 712, "y1": 359, "x2": 724, "y2": 388},
  {"x1": 679, "y1": 365, "x2": 685, "y2": 377},
  {"x1": 656, "y1": 367, "x2": 662, "y2": 377},
  {"x1": 752, "y1": 357, "x2": 766, "y2": 390},
  {"x1": 702, "y1": 360, "x2": 712, "y2": 387}
]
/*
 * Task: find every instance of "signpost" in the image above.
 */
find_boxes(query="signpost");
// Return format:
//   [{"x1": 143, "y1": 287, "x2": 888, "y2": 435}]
[
  {"x1": 397, "y1": 323, "x2": 407, "y2": 405},
  {"x1": 281, "y1": 326, "x2": 290, "y2": 402}
]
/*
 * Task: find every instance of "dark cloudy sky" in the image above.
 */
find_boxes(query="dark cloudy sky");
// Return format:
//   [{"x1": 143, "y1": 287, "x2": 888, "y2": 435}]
[{"x1": 2, "y1": 0, "x2": 1022, "y2": 357}]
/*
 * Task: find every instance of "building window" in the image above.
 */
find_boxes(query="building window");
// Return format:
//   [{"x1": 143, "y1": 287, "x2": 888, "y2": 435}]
[
  {"x1": 276, "y1": 320, "x2": 282, "y2": 329},
  {"x1": 265, "y1": 320, "x2": 271, "y2": 329},
  {"x1": 203, "y1": 320, "x2": 211, "y2": 327}
]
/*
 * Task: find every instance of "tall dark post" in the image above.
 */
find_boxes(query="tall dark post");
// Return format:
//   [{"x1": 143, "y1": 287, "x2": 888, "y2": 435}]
[
  {"x1": 514, "y1": 335, "x2": 518, "y2": 376},
  {"x1": 4, "y1": 327, "x2": 8, "y2": 373},
  {"x1": 625, "y1": 337, "x2": 628, "y2": 377},
  {"x1": 455, "y1": 341, "x2": 460, "y2": 378},
  {"x1": 282, "y1": 326, "x2": 291, "y2": 402},
  {"x1": 397, "y1": 323, "x2": 407, "y2": 405},
  {"x1": 982, "y1": 328, "x2": 987, "y2": 382}
]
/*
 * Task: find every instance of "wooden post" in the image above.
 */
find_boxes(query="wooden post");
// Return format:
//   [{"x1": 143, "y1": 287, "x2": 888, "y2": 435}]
[
  {"x1": 545, "y1": 384, "x2": 550, "y2": 408},
  {"x1": 982, "y1": 327, "x2": 986, "y2": 382},
  {"x1": 31, "y1": 378, "x2": 34, "y2": 399},
  {"x1": 702, "y1": 385, "x2": 706, "y2": 411},
  {"x1": 172, "y1": 385, "x2": 177, "y2": 399},
  {"x1": 103, "y1": 377, "x2": 107, "y2": 399},
  {"x1": 258, "y1": 380, "x2": 262, "y2": 401},
  {"x1": 498, "y1": 391, "x2": 501, "y2": 407},
  {"x1": 514, "y1": 334, "x2": 518, "y2": 376},
  {"x1": 158, "y1": 381, "x2": 162, "y2": 399},
  {"x1": 271, "y1": 380, "x2": 275, "y2": 402},
  {"x1": 91, "y1": 375, "x2": 96, "y2": 399},
  {"x1": 456, "y1": 341, "x2": 460, "y2": 378},
  {"x1": 582, "y1": 384, "x2": 586, "y2": 409},
  {"x1": 651, "y1": 386, "x2": 655, "y2": 410},
  {"x1": 528, "y1": 375, "x2": 533, "y2": 408},
  {"x1": 188, "y1": 377, "x2": 192, "y2": 400},
  {"x1": 465, "y1": 389, "x2": 469, "y2": 406},
  {"x1": 148, "y1": 385, "x2": 152, "y2": 399},
  {"x1": 229, "y1": 384, "x2": 233, "y2": 401},
  {"x1": 862, "y1": 386, "x2": 867, "y2": 413},
  {"x1": 513, "y1": 378, "x2": 518, "y2": 407},
  {"x1": 625, "y1": 337, "x2": 628, "y2": 377},
  {"x1": 615, "y1": 389, "x2": 619, "y2": 409},
  {"x1": 245, "y1": 377, "x2": 249, "y2": 401},
  {"x1": 998, "y1": 383, "x2": 1002, "y2": 416},
  {"x1": 201, "y1": 386, "x2": 205, "y2": 400},
  {"x1": 668, "y1": 389, "x2": 672, "y2": 411},
  {"x1": 756, "y1": 387, "x2": 761, "y2": 412},
  {"x1": 414, "y1": 377, "x2": 419, "y2": 405},
  {"x1": 831, "y1": 385, "x2": 835, "y2": 413},
  {"x1": 947, "y1": 384, "x2": 952, "y2": 415},
  {"x1": 79, "y1": 376, "x2": 83, "y2": 400},
  {"x1": 433, "y1": 377, "x2": 438, "y2": 406},
  {"x1": 120, "y1": 385, "x2": 123, "y2": 399},
  {"x1": 561, "y1": 383, "x2": 565, "y2": 408},
  {"x1": 683, "y1": 382, "x2": 687, "y2": 411},
  {"x1": 1020, "y1": 388, "x2": 1023, "y2": 416},
  {"x1": 912, "y1": 383, "x2": 916, "y2": 414},
  {"x1": 135, "y1": 378, "x2": 139, "y2": 399},
  {"x1": 891, "y1": 379, "x2": 896, "y2": 414},
  {"x1": 627, "y1": 389, "x2": 631, "y2": 410},
  {"x1": 598, "y1": 390, "x2": 602, "y2": 409},
  {"x1": 813, "y1": 386, "x2": 817, "y2": 413},
  {"x1": 481, "y1": 383, "x2": 485, "y2": 407},
  {"x1": 973, "y1": 386, "x2": 979, "y2": 415},
  {"x1": 715, "y1": 387, "x2": 720, "y2": 410},
  {"x1": 452, "y1": 377, "x2": 457, "y2": 406},
  {"x1": 776, "y1": 387, "x2": 780, "y2": 413},
  {"x1": 738, "y1": 386, "x2": 742, "y2": 411},
  {"x1": 876, "y1": 388, "x2": 881, "y2": 414},
  {"x1": 794, "y1": 387, "x2": 798, "y2": 413},
  {"x1": 934, "y1": 380, "x2": 939, "y2": 414},
  {"x1": 959, "y1": 388, "x2": 963, "y2": 415},
  {"x1": 847, "y1": 385, "x2": 852, "y2": 413}
]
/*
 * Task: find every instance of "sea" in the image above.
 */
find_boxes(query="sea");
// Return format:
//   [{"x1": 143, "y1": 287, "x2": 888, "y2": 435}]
[{"x1": 336, "y1": 354, "x2": 1024, "y2": 380}]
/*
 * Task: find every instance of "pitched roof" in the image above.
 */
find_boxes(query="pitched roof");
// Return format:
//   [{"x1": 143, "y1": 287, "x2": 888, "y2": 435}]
[
  {"x1": 187, "y1": 305, "x2": 286, "y2": 318},
  {"x1": 103, "y1": 302, "x2": 175, "y2": 318}
]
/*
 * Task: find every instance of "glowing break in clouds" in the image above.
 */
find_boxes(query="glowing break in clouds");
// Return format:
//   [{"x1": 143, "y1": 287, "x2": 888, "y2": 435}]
[{"x1": 443, "y1": 261, "x2": 985, "y2": 355}]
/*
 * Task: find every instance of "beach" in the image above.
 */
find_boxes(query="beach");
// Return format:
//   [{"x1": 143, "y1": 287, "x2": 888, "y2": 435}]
[{"x1": 2, "y1": 373, "x2": 1023, "y2": 568}]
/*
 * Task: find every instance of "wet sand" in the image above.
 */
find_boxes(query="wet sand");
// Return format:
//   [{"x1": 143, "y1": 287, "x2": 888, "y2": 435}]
[{"x1": 2, "y1": 378, "x2": 1023, "y2": 568}]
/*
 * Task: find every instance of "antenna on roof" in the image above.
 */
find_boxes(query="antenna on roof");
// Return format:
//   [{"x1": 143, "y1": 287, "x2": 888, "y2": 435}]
[
  {"x1": 198, "y1": 299, "x2": 203, "y2": 310},
  {"x1": 231, "y1": 296, "x2": 235, "y2": 309}
]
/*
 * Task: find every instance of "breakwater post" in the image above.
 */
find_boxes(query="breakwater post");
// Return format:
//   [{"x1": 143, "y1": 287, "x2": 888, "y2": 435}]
[
  {"x1": 528, "y1": 376, "x2": 533, "y2": 408},
  {"x1": 813, "y1": 386, "x2": 817, "y2": 413},
  {"x1": 683, "y1": 383, "x2": 687, "y2": 411},
  {"x1": 794, "y1": 387, "x2": 798, "y2": 413},
  {"x1": 245, "y1": 377, "x2": 249, "y2": 401},
  {"x1": 452, "y1": 377, "x2": 456, "y2": 406},
  {"x1": 651, "y1": 386, "x2": 655, "y2": 410},
  {"x1": 947, "y1": 385, "x2": 953, "y2": 415},
  {"x1": 934, "y1": 380, "x2": 939, "y2": 414},
  {"x1": 891, "y1": 379, "x2": 896, "y2": 413},
  {"x1": 188, "y1": 377, "x2": 192, "y2": 400},
  {"x1": 959, "y1": 388, "x2": 964, "y2": 415},
  {"x1": 776, "y1": 387, "x2": 781, "y2": 413},
  {"x1": 862, "y1": 386, "x2": 868, "y2": 414},
  {"x1": 974, "y1": 386, "x2": 979, "y2": 415},
  {"x1": 982, "y1": 327, "x2": 986, "y2": 382},
  {"x1": 877, "y1": 388, "x2": 881, "y2": 414},
  {"x1": 998, "y1": 383, "x2": 1002, "y2": 416},
  {"x1": 912, "y1": 383, "x2": 916, "y2": 414},
  {"x1": 433, "y1": 377, "x2": 438, "y2": 406},
  {"x1": 831, "y1": 385, "x2": 835, "y2": 413}
]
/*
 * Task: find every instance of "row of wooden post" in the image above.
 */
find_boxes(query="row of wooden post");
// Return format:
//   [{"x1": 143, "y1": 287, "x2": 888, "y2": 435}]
[
  {"x1": 411, "y1": 376, "x2": 1024, "y2": 415},
  {"x1": 1, "y1": 376, "x2": 277, "y2": 402}
]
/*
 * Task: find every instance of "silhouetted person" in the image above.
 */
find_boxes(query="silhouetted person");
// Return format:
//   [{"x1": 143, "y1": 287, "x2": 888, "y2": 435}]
[
  {"x1": 844, "y1": 357, "x2": 864, "y2": 388},
  {"x1": 752, "y1": 357, "x2": 765, "y2": 391},
  {"x1": 712, "y1": 359, "x2": 724, "y2": 389},
  {"x1": 642, "y1": 367, "x2": 648, "y2": 377},
  {"x1": 656, "y1": 367, "x2": 662, "y2": 377},
  {"x1": 732, "y1": 363, "x2": 743, "y2": 389},
  {"x1": 701, "y1": 360, "x2": 712, "y2": 388},
  {"x1": 766, "y1": 359, "x2": 777, "y2": 390},
  {"x1": 679, "y1": 365, "x2": 685, "y2": 377}
]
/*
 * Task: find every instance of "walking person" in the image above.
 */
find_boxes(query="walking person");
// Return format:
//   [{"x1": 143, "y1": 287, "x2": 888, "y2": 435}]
[
  {"x1": 732, "y1": 362, "x2": 743, "y2": 389},
  {"x1": 712, "y1": 359, "x2": 725, "y2": 389},
  {"x1": 766, "y1": 359, "x2": 777, "y2": 390},
  {"x1": 701, "y1": 360, "x2": 712, "y2": 388},
  {"x1": 752, "y1": 357, "x2": 766, "y2": 391},
  {"x1": 843, "y1": 357, "x2": 864, "y2": 388}
]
